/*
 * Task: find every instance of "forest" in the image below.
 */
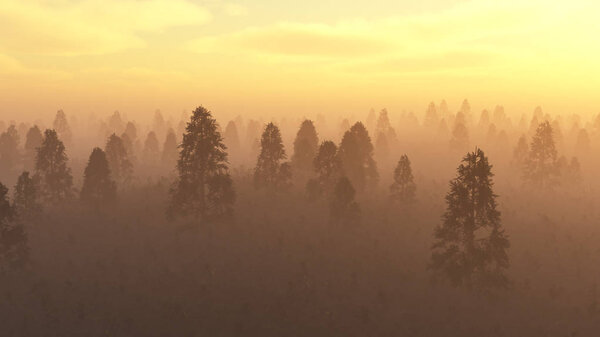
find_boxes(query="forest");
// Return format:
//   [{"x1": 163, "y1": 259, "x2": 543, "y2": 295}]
[{"x1": 1, "y1": 101, "x2": 600, "y2": 336}]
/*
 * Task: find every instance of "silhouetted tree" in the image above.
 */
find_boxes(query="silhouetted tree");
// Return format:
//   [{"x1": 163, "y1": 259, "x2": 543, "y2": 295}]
[
  {"x1": 0, "y1": 125, "x2": 20, "y2": 177},
  {"x1": 80, "y1": 148, "x2": 117, "y2": 206},
  {"x1": 423, "y1": 102, "x2": 438, "y2": 128},
  {"x1": 162, "y1": 129, "x2": 178, "y2": 171},
  {"x1": 0, "y1": 182, "x2": 28, "y2": 272},
  {"x1": 329, "y1": 177, "x2": 360, "y2": 226},
  {"x1": 431, "y1": 148, "x2": 509, "y2": 290},
  {"x1": 13, "y1": 171, "x2": 41, "y2": 220},
  {"x1": 53, "y1": 109, "x2": 72, "y2": 144},
  {"x1": 34, "y1": 130, "x2": 73, "y2": 203},
  {"x1": 123, "y1": 122, "x2": 138, "y2": 142},
  {"x1": 512, "y1": 135, "x2": 529, "y2": 169},
  {"x1": 524, "y1": 121, "x2": 558, "y2": 188},
  {"x1": 291, "y1": 120, "x2": 319, "y2": 174},
  {"x1": 306, "y1": 141, "x2": 343, "y2": 199},
  {"x1": 390, "y1": 155, "x2": 416, "y2": 204},
  {"x1": 105, "y1": 134, "x2": 133, "y2": 186},
  {"x1": 24, "y1": 125, "x2": 43, "y2": 171},
  {"x1": 224, "y1": 120, "x2": 241, "y2": 153},
  {"x1": 168, "y1": 106, "x2": 235, "y2": 220},
  {"x1": 143, "y1": 131, "x2": 160, "y2": 165},
  {"x1": 254, "y1": 123, "x2": 292, "y2": 191},
  {"x1": 337, "y1": 122, "x2": 378, "y2": 192}
]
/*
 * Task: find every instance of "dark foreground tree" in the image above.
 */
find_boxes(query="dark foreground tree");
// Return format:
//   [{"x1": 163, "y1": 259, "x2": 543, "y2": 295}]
[
  {"x1": 329, "y1": 177, "x2": 360, "y2": 226},
  {"x1": 306, "y1": 141, "x2": 343, "y2": 200},
  {"x1": 337, "y1": 122, "x2": 378, "y2": 192},
  {"x1": 390, "y1": 154, "x2": 416, "y2": 204},
  {"x1": 13, "y1": 171, "x2": 41, "y2": 219},
  {"x1": 254, "y1": 123, "x2": 292, "y2": 191},
  {"x1": 524, "y1": 121, "x2": 558, "y2": 188},
  {"x1": 430, "y1": 148, "x2": 509, "y2": 290},
  {"x1": 291, "y1": 120, "x2": 319, "y2": 174},
  {"x1": 0, "y1": 182, "x2": 28, "y2": 272},
  {"x1": 34, "y1": 129, "x2": 73, "y2": 203},
  {"x1": 105, "y1": 134, "x2": 133, "y2": 187},
  {"x1": 81, "y1": 148, "x2": 117, "y2": 206},
  {"x1": 168, "y1": 106, "x2": 235, "y2": 220}
]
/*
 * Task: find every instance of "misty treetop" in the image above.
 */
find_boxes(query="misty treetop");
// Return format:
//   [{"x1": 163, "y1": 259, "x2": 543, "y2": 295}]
[
  {"x1": 80, "y1": 148, "x2": 117, "y2": 207},
  {"x1": 431, "y1": 148, "x2": 509, "y2": 291},
  {"x1": 168, "y1": 106, "x2": 235, "y2": 220},
  {"x1": 254, "y1": 122, "x2": 292, "y2": 191},
  {"x1": 337, "y1": 122, "x2": 378, "y2": 192},
  {"x1": 34, "y1": 129, "x2": 74, "y2": 203}
]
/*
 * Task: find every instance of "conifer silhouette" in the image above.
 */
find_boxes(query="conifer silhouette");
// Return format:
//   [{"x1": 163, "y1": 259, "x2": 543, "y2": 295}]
[
  {"x1": 524, "y1": 121, "x2": 558, "y2": 188},
  {"x1": 254, "y1": 123, "x2": 292, "y2": 191},
  {"x1": 24, "y1": 125, "x2": 43, "y2": 171},
  {"x1": 291, "y1": 120, "x2": 319, "y2": 174},
  {"x1": 161, "y1": 129, "x2": 178, "y2": 171},
  {"x1": 34, "y1": 129, "x2": 73, "y2": 203},
  {"x1": 337, "y1": 122, "x2": 378, "y2": 192},
  {"x1": 390, "y1": 154, "x2": 416, "y2": 204},
  {"x1": 329, "y1": 176, "x2": 360, "y2": 226},
  {"x1": 105, "y1": 134, "x2": 133, "y2": 187},
  {"x1": 143, "y1": 131, "x2": 160, "y2": 166},
  {"x1": 306, "y1": 140, "x2": 343, "y2": 199},
  {"x1": 423, "y1": 102, "x2": 438, "y2": 128},
  {"x1": 168, "y1": 106, "x2": 235, "y2": 220},
  {"x1": 224, "y1": 120, "x2": 241, "y2": 153},
  {"x1": 430, "y1": 148, "x2": 509, "y2": 290},
  {"x1": 0, "y1": 182, "x2": 28, "y2": 272},
  {"x1": 53, "y1": 109, "x2": 72, "y2": 144},
  {"x1": 80, "y1": 148, "x2": 117, "y2": 206},
  {"x1": 13, "y1": 171, "x2": 41, "y2": 220},
  {"x1": 0, "y1": 125, "x2": 20, "y2": 178}
]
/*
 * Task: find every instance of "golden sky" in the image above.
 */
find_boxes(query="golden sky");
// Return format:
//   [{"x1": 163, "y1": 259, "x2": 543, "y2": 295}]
[{"x1": 1, "y1": 0, "x2": 599, "y2": 122}]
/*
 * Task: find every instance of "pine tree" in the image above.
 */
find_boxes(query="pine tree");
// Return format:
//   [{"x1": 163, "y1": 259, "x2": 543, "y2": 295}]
[
  {"x1": 105, "y1": 134, "x2": 133, "y2": 187},
  {"x1": 306, "y1": 141, "x2": 343, "y2": 199},
  {"x1": 329, "y1": 177, "x2": 360, "y2": 226},
  {"x1": 524, "y1": 121, "x2": 558, "y2": 188},
  {"x1": 13, "y1": 171, "x2": 41, "y2": 219},
  {"x1": 34, "y1": 129, "x2": 73, "y2": 203},
  {"x1": 24, "y1": 125, "x2": 43, "y2": 171},
  {"x1": 123, "y1": 122, "x2": 138, "y2": 142},
  {"x1": 53, "y1": 109, "x2": 72, "y2": 144},
  {"x1": 108, "y1": 111, "x2": 124, "y2": 134},
  {"x1": 224, "y1": 120, "x2": 241, "y2": 153},
  {"x1": 80, "y1": 148, "x2": 117, "y2": 206},
  {"x1": 143, "y1": 131, "x2": 160, "y2": 166},
  {"x1": 390, "y1": 154, "x2": 416, "y2": 204},
  {"x1": 168, "y1": 106, "x2": 235, "y2": 220},
  {"x1": 254, "y1": 123, "x2": 292, "y2": 191},
  {"x1": 450, "y1": 112, "x2": 469, "y2": 151},
  {"x1": 512, "y1": 135, "x2": 529, "y2": 169},
  {"x1": 161, "y1": 129, "x2": 178, "y2": 171},
  {"x1": 430, "y1": 148, "x2": 509, "y2": 290},
  {"x1": 0, "y1": 125, "x2": 20, "y2": 177},
  {"x1": 0, "y1": 182, "x2": 28, "y2": 272},
  {"x1": 337, "y1": 122, "x2": 378, "y2": 192},
  {"x1": 291, "y1": 120, "x2": 319, "y2": 174},
  {"x1": 423, "y1": 102, "x2": 438, "y2": 128}
]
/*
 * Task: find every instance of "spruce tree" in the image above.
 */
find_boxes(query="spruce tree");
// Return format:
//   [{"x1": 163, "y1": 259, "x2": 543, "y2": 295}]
[
  {"x1": 337, "y1": 122, "x2": 378, "y2": 192},
  {"x1": 306, "y1": 141, "x2": 343, "y2": 199},
  {"x1": 161, "y1": 129, "x2": 178, "y2": 171},
  {"x1": 524, "y1": 121, "x2": 558, "y2": 188},
  {"x1": 0, "y1": 125, "x2": 20, "y2": 177},
  {"x1": 24, "y1": 125, "x2": 43, "y2": 171},
  {"x1": 34, "y1": 129, "x2": 73, "y2": 203},
  {"x1": 0, "y1": 182, "x2": 28, "y2": 272},
  {"x1": 105, "y1": 134, "x2": 133, "y2": 187},
  {"x1": 390, "y1": 154, "x2": 416, "y2": 204},
  {"x1": 329, "y1": 177, "x2": 360, "y2": 226},
  {"x1": 254, "y1": 123, "x2": 292, "y2": 191},
  {"x1": 53, "y1": 109, "x2": 72, "y2": 144},
  {"x1": 430, "y1": 148, "x2": 509, "y2": 290},
  {"x1": 13, "y1": 171, "x2": 41, "y2": 219},
  {"x1": 168, "y1": 106, "x2": 235, "y2": 220},
  {"x1": 291, "y1": 120, "x2": 319, "y2": 174},
  {"x1": 80, "y1": 148, "x2": 117, "y2": 206}
]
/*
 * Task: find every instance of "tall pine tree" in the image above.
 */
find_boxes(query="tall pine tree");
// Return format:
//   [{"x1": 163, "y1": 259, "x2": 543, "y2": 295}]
[
  {"x1": 291, "y1": 120, "x2": 319, "y2": 174},
  {"x1": 80, "y1": 148, "x2": 117, "y2": 206},
  {"x1": 254, "y1": 123, "x2": 292, "y2": 191},
  {"x1": 337, "y1": 122, "x2": 378, "y2": 192},
  {"x1": 34, "y1": 129, "x2": 73, "y2": 203},
  {"x1": 524, "y1": 121, "x2": 558, "y2": 188},
  {"x1": 105, "y1": 134, "x2": 133, "y2": 187},
  {"x1": 168, "y1": 106, "x2": 235, "y2": 220},
  {"x1": 430, "y1": 148, "x2": 509, "y2": 290},
  {"x1": 390, "y1": 154, "x2": 416, "y2": 204}
]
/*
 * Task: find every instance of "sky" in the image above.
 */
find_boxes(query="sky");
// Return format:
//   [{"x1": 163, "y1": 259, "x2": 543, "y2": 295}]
[{"x1": 1, "y1": 0, "x2": 599, "y2": 122}]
